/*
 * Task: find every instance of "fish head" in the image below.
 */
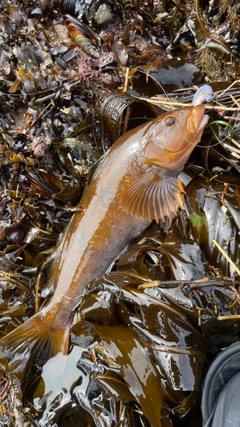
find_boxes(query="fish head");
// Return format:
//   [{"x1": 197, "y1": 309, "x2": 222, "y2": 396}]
[{"x1": 142, "y1": 105, "x2": 209, "y2": 173}]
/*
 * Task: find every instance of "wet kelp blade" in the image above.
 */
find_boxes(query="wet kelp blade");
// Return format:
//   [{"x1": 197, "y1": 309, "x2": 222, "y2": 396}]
[
  {"x1": 159, "y1": 233, "x2": 210, "y2": 280},
  {"x1": 96, "y1": 374, "x2": 135, "y2": 403},
  {"x1": 80, "y1": 272, "x2": 211, "y2": 396},
  {"x1": 185, "y1": 177, "x2": 240, "y2": 276},
  {"x1": 93, "y1": 324, "x2": 164, "y2": 427},
  {"x1": 118, "y1": 285, "x2": 210, "y2": 392},
  {"x1": 93, "y1": 89, "x2": 157, "y2": 149}
]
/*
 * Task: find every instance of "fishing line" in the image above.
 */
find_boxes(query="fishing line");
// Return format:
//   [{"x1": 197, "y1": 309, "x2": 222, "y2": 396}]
[
  {"x1": 156, "y1": 81, "x2": 236, "y2": 151},
  {"x1": 142, "y1": 73, "x2": 210, "y2": 147},
  {"x1": 153, "y1": 80, "x2": 213, "y2": 148},
  {"x1": 0, "y1": 68, "x2": 234, "y2": 153}
]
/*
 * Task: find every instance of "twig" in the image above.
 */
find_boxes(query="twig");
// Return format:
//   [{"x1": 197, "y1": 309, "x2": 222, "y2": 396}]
[
  {"x1": 123, "y1": 67, "x2": 129, "y2": 92},
  {"x1": 34, "y1": 92, "x2": 57, "y2": 104},
  {"x1": 138, "y1": 277, "x2": 238, "y2": 289},
  {"x1": 213, "y1": 239, "x2": 240, "y2": 276},
  {"x1": 217, "y1": 80, "x2": 240, "y2": 99},
  {"x1": 229, "y1": 93, "x2": 240, "y2": 109},
  {"x1": 140, "y1": 97, "x2": 240, "y2": 112},
  {"x1": 223, "y1": 143, "x2": 240, "y2": 156},
  {"x1": 223, "y1": 116, "x2": 240, "y2": 122},
  {"x1": 231, "y1": 138, "x2": 240, "y2": 149},
  {"x1": 25, "y1": 100, "x2": 54, "y2": 133},
  {"x1": 218, "y1": 314, "x2": 240, "y2": 320}
]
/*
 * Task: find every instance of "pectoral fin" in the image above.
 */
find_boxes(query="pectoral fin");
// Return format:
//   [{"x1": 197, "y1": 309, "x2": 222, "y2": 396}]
[{"x1": 120, "y1": 171, "x2": 185, "y2": 230}]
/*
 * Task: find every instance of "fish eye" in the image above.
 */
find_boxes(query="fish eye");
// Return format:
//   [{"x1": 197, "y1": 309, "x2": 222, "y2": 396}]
[{"x1": 165, "y1": 117, "x2": 176, "y2": 126}]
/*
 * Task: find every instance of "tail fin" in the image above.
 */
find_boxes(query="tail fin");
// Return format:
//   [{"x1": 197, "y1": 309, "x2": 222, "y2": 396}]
[{"x1": 0, "y1": 310, "x2": 70, "y2": 364}]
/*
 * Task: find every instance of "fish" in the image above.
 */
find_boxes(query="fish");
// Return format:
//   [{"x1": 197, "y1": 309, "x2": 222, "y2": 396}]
[{"x1": 0, "y1": 105, "x2": 208, "y2": 363}]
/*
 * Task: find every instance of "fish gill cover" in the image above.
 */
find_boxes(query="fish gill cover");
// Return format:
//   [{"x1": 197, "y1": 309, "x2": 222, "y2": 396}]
[{"x1": 0, "y1": 0, "x2": 239, "y2": 426}]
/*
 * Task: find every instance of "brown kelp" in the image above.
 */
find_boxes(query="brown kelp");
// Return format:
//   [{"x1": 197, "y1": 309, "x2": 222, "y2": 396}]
[
  {"x1": 64, "y1": 14, "x2": 101, "y2": 58},
  {"x1": 0, "y1": 0, "x2": 240, "y2": 425}
]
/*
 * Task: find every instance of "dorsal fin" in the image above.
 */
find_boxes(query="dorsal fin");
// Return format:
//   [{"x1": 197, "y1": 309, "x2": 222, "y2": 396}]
[{"x1": 120, "y1": 170, "x2": 185, "y2": 230}]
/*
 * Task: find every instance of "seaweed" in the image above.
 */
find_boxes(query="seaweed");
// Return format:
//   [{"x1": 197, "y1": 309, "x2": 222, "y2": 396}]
[{"x1": 0, "y1": 0, "x2": 239, "y2": 425}]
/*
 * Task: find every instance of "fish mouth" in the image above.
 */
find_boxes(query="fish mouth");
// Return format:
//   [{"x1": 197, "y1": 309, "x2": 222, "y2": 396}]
[
  {"x1": 187, "y1": 104, "x2": 209, "y2": 134},
  {"x1": 199, "y1": 113, "x2": 209, "y2": 131},
  {"x1": 166, "y1": 106, "x2": 209, "y2": 156},
  {"x1": 164, "y1": 105, "x2": 209, "y2": 170}
]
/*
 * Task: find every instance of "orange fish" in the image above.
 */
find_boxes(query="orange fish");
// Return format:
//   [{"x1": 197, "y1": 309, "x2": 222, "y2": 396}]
[{"x1": 0, "y1": 105, "x2": 208, "y2": 362}]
